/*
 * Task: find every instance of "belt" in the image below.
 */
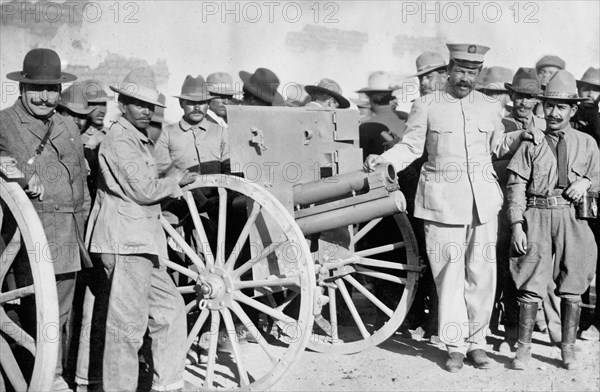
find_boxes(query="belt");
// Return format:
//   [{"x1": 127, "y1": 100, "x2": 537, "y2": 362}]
[{"x1": 527, "y1": 195, "x2": 572, "y2": 209}]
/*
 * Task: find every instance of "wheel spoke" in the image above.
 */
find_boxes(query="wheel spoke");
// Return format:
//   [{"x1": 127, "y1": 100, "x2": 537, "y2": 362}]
[
  {"x1": 0, "y1": 309, "x2": 35, "y2": 355},
  {"x1": 229, "y1": 302, "x2": 277, "y2": 365},
  {"x1": 0, "y1": 228, "x2": 21, "y2": 282},
  {"x1": 177, "y1": 285, "x2": 196, "y2": 295},
  {"x1": 0, "y1": 284, "x2": 34, "y2": 305},
  {"x1": 327, "y1": 286, "x2": 339, "y2": 341},
  {"x1": 215, "y1": 187, "x2": 228, "y2": 266},
  {"x1": 220, "y1": 307, "x2": 250, "y2": 387},
  {"x1": 343, "y1": 275, "x2": 393, "y2": 317},
  {"x1": 204, "y1": 310, "x2": 220, "y2": 389},
  {"x1": 187, "y1": 308, "x2": 209, "y2": 352},
  {"x1": 233, "y1": 241, "x2": 285, "y2": 278},
  {"x1": 184, "y1": 191, "x2": 215, "y2": 267},
  {"x1": 336, "y1": 278, "x2": 370, "y2": 339},
  {"x1": 354, "y1": 257, "x2": 422, "y2": 272},
  {"x1": 351, "y1": 218, "x2": 382, "y2": 246},
  {"x1": 234, "y1": 274, "x2": 301, "y2": 290},
  {"x1": 162, "y1": 258, "x2": 199, "y2": 281},
  {"x1": 355, "y1": 241, "x2": 405, "y2": 257},
  {"x1": 185, "y1": 300, "x2": 198, "y2": 313},
  {"x1": 225, "y1": 201, "x2": 261, "y2": 271},
  {"x1": 355, "y1": 266, "x2": 409, "y2": 285},
  {"x1": 161, "y1": 219, "x2": 206, "y2": 270},
  {"x1": 0, "y1": 335, "x2": 28, "y2": 391},
  {"x1": 234, "y1": 292, "x2": 296, "y2": 325}
]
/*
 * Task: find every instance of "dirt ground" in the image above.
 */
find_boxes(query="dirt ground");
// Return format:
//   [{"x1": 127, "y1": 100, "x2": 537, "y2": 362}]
[{"x1": 262, "y1": 328, "x2": 599, "y2": 391}]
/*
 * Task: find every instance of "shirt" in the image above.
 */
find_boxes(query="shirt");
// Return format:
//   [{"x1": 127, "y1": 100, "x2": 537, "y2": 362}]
[
  {"x1": 506, "y1": 125, "x2": 600, "y2": 224},
  {"x1": 155, "y1": 116, "x2": 229, "y2": 175},
  {"x1": 81, "y1": 125, "x2": 108, "y2": 149}
]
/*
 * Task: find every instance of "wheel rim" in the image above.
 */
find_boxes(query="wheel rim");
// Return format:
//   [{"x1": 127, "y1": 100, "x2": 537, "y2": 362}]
[
  {"x1": 0, "y1": 179, "x2": 59, "y2": 391},
  {"x1": 307, "y1": 213, "x2": 421, "y2": 354},
  {"x1": 162, "y1": 175, "x2": 314, "y2": 390}
]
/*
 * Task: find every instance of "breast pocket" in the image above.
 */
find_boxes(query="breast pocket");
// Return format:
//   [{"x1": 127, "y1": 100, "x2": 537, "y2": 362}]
[
  {"x1": 428, "y1": 127, "x2": 453, "y2": 156},
  {"x1": 478, "y1": 122, "x2": 494, "y2": 153}
]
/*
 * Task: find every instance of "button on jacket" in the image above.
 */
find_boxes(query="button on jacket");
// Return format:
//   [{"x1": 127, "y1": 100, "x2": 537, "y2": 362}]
[
  {"x1": 86, "y1": 117, "x2": 182, "y2": 259},
  {"x1": 380, "y1": 88, "x2": 505, "y2": 225},
  {"x1": 0, "y1": 99, "x2": 91, "y2": 274},
  {"x1": 155, "y1": 116, "x2": 229, "y2": 175}
]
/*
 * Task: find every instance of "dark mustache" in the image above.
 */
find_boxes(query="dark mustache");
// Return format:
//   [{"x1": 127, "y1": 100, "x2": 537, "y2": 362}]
[
  {"x1": 456, "y1": 81, "x2": 472, "y2": 88},
  {"x1": 31, "y1": 99, "x2": 58, "y2": 106}
]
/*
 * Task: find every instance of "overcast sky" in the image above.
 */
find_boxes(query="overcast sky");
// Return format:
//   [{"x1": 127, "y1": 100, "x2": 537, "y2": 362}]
[{"x1": 1, "y1": 0, "x2": 598, "y2": 120}]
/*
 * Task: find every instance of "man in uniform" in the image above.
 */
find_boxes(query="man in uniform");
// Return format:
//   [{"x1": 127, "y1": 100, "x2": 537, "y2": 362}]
[
  {"x1": 57, "y1": 83, "x2": 94, "y2": 132},
  {"x1": 155, "y1": 75, "x2": 229, "y2": 176},
  {"x1": 507, "y1": 70, "x2": 599, "y2": 370},
  {"x1": 365, "y1": 43, "x2": 505, "y2": 372},
  {"x1": 1, "y1": 48, "x2": 91, "y2": 390},
  {"x1": 85, "y1": 67, "x2": 196, "y2": 391},
  {"x1": 413, "y1": 51, "x2": 448, "y2": 96}
]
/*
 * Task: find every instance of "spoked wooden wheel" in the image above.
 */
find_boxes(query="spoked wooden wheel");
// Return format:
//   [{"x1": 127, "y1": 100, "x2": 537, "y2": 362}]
[
  {"x1": 161, "y1": 175, "x2": 315, "y2": 390},
  {"x1": 0, "y1": 178, "x2": 59, "y2": 391},
  {"x1": 308, "y1": 212, "x2": 422, "y2": 354}
]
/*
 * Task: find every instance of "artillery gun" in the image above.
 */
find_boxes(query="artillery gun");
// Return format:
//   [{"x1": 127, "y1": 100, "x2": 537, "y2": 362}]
[
  {"x1": 162, "y1": 106, "x2": 424, "y2": 390},
  {"x1": 0, "y1": 157, "x2": 59, "y2": 391}
]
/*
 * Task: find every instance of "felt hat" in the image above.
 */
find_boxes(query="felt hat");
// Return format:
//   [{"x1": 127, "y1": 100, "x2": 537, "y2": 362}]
[
  {"x1": 535, "y1": 55, "x2": 566, "y2": 72},
  {"x1": 534, "y1": 70, "x2": 585, "y2": 102},
  {"x1": 447, "y1": 43, "x2": 490, "y2": 67},
  {"x1": 110, "y1": 67, "x2": 166, "y2": 107},
  {"x1": 504, "y1": 67, "x2": 542, "y2": 95},
  {"x1": 576, "y1": 67, "x2": 600, "y2": 88},
  {"x1": 356, "y1": 71, "x2": 394, "y2": 94},
  {"x1": 174, "y1": 75, "x2": 214, "y2": 102},
  {"x1": 239, "y1": 67, "x2": 284, "y2": 105},
  {"x1": 305, "y1": 78, "x2": 350, "y2": 108},
  {"x1": 411, "y1": 52, "x2": 447, "y2": 77},
  {"x1": 207, "y1": 72, "x2": 241, "y2": 96},
  {"x1": 151, "y1": 93, "x2": 166, "y2": 123},
  {"x1": 7, "y1": 48, "x2": 76, "y2": 84},
  {"x1": 476, "y1": 66, "x2": 513, "y2": 91},
  {"x1": 81, "y1": 79, "x2": 112, "y2": 103},
  {"x1": 58, "y1": 83, "x2": 94, "y2": 115}
]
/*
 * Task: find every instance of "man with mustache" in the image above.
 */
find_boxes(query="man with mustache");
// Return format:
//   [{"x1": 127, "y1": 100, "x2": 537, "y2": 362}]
[
  {"x1": 85, "y1": 67, "x2": 197, "y2": 391},
  {"x1": 364, "y1": 44, "x2": 505, "y2": 372},
  {"x1": 491, "y1": 68, "x2": 546, "y2": 351},
  {"x1": 206, "y1": 72, "x2": 241, "y2": 126},
  {"x1": 0, "y1": 48, "x2": 91, "y2": 391},
  {"x1": 155, "y1": 75, "x2": 229, "y2": 176},
  {"x1": 506, "y1": 70, "x2": 599, "y2": 370}
]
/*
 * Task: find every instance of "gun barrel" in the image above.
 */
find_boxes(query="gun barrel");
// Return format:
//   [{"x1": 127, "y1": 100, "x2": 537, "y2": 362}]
[{"x1": 292, "y1": 163, "x2": 396, "y2": 206}]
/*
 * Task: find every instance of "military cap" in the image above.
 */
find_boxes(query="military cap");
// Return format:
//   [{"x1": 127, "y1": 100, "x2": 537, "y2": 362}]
[
  {"x1": 447, "y1": 43, "x2": 490, "y2": 67},
  {"x1": 535, "y1": 55, "x2": 565, "y2": 72}
]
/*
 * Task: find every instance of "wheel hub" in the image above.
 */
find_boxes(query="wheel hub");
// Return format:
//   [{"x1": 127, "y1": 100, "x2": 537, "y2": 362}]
[{"x1": 196, "y1": 266, "x2": 233, "y2": 309}]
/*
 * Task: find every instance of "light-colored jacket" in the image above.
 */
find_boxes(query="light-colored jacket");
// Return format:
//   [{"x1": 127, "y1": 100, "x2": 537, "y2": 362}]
[
  {"x1": 86, "y1": 117, "x2": 182, "y2": 258},
  {"x1": 381, "y1": 87, "x2": 505, "y2": 225}
]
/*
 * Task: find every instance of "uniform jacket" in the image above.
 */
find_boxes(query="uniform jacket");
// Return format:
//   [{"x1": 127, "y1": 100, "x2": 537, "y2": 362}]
[
  {"x1": 380, "y1": 87, "x2": 505, "y2": 225},
  {"x1": 0, "y1": 99, "x2": 91, "y2": 274},
  {"x1": 86, "y1": 117, "x2": 182, "y2": 259}
]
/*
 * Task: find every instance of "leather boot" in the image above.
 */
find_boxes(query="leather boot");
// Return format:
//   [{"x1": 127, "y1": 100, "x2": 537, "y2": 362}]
[
  {"x1": 511, "y1": 301, "x2": 537, "y2": 370},
  {"x1": 561, "y1": 299, "x2": 581, "y2": 370}
]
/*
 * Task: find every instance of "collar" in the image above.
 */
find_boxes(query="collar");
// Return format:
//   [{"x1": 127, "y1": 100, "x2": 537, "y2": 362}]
[
  {"x1": 179, "y1": 117, "x2": 208, "y2": 132},
  {"x1": 544, "y1": 126, "x2": 572, "y2": 138},
  {"x1": 207, "y1": 109, "x2": 228, "y2": 128},
  {"x1": 117, "y1": 116, "x2": 152, "y2": 145}
]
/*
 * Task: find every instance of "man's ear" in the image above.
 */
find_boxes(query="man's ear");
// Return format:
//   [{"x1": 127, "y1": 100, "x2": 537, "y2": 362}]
[
  {"x1": 570, "y1": 104, "x2": 578, "y2": 118},
  {"x1": 118, "y1": 101, "x2": 126, "y2": 115}
]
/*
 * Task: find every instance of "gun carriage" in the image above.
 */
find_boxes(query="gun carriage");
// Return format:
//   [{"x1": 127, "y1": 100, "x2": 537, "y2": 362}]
[{"x1": 164, "y1": 106, "x2": 424, "y2": 390}]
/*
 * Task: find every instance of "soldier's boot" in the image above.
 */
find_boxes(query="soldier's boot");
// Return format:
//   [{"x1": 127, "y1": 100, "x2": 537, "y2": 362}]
[
  {"x1": 561, "y1": 299, "x2": 581, "y2": 370},
  {"x1": 511, "y1": 301, "x2": 537, "y2": 370}
]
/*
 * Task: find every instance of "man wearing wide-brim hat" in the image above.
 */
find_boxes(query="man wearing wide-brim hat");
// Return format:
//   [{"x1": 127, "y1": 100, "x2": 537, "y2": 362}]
[
  {"x1": 535, "y1": 54, "x2": 566, "y2": 88},
  {"x1": 573, "y1": 67, "x2": 600, "y2": 143},
  {"x1": 206, "y1": 72, "x2": 241, "y2": 126},
  {"x1": 365, "y1": 43, "x2": 506, "y2": 372},
  {"x1": 155, "y1": 74, "x2": 230, "y2": 177},
  {"x1": 85, "y1": 67, "x2": 196, "y2": 391},
  {"x1": 57, "y1": 82, "x2": 95, "y2": 131},
  {"x1": 507, "y1": 70, "x2": 600, "y2": 371},
  {"x1": 411, "y1": 51, "x2": 448, "y2": 95},
  {"x1": 357, "y1": 71, "x2": 407, "y2": 158},
  {"x1": 239, "y1": 67, "x2": 285, "y2": 106},
  {"x1": 304, "y1": 78, "x2": 351, "y2": 109},
  {"x1": 476, "y1": 66, "x2": 513, "y2": 117},
  {"x1": 0, "y1": 48, "x2": 90, "y2": 391}
]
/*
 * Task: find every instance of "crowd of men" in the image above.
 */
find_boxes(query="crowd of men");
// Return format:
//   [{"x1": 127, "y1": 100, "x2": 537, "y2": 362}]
[{"x1": 0, "y1": 44, "x2": 598, "y2": 391}]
